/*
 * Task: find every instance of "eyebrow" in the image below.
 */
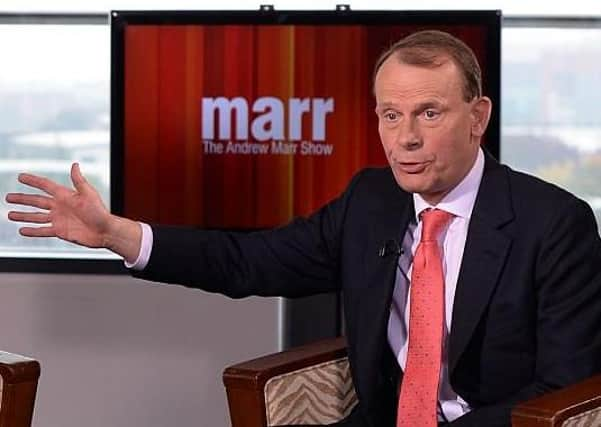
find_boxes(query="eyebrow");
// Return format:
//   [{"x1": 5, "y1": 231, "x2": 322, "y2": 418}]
[
  {"x1": 375, "y1": 100, "x2": 446, "y2": 112},
  {"x1": 415, "y1": 101, "x2": 445, "y2": 110},
  {"x1": 375, "y1": 102, "x2": 398, "y2": 110}
]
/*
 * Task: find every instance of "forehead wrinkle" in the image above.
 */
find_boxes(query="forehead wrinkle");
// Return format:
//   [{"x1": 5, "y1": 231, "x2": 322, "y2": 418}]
[
  {"x1": 379, "y1": 77, "x2": 457, "y2": 100},
  {"x1": 376, "y1": 89, "x2": 448, "y2": 111},
  {"x1": 375, "y1": 58, "x2": 464, "y2": 106}
]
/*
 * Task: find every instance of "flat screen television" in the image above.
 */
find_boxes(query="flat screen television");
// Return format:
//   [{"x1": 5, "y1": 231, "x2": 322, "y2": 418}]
[{"x1": 111, "y1": 9, "x2": 501, "y2": 229}]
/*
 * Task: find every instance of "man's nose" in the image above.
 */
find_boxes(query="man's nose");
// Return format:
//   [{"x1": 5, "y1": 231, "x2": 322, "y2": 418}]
[{"x1": 396, "y1": 118, "x2": 422, "y2": 150}]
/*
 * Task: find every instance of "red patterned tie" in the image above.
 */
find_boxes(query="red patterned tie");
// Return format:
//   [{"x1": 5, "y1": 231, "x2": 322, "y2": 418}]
[{"x1": 397, "y1": 208, "x2": 453, "y2": 427}]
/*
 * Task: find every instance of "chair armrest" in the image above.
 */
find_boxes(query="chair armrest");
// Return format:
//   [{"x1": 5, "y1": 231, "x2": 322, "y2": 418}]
[
  {"x1": 512, "y1": 375, "x2": 601, "y2": 427},
  {"x1": 0, "y1": 351, "x2": 41, "y2": 427},
  {"x1": 223, "y1": 337, "x2": 348, "y2": 427}
]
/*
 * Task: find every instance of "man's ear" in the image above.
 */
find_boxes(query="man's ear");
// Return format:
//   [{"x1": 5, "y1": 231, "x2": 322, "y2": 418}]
[{"x1": 471, "y1": 96, "x2": 492, "y2": 138}]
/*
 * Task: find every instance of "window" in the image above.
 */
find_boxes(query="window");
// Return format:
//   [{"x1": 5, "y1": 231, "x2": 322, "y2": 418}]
[
  {"x1": 501, "y1": 23, "x2": 601, "y2": 231},
  {"x1": 0, "y1": 20, "x2": 114, "y2": 259},
  {"x1": 1, "y1": 9, "x2": 600, "y2": 268}
]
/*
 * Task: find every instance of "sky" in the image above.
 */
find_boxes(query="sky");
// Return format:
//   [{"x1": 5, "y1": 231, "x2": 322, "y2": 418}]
[{"x1": 0, "y1": 26, "x2": 108, "y2": 86}]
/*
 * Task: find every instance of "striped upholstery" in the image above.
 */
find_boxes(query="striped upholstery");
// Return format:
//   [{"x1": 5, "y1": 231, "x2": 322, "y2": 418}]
[
  {"x1": 264, "y1": 356, "x2": 358, "y2": 426},
  {"x1": 563, "y1": 408, "x2": 601, "y2": 427}
]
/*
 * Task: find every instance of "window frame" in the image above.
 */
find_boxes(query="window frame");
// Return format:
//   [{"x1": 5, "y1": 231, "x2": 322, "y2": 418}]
[
  {"x1": 2, "y1": 12, "x2": 599, "y2": 273},
  {"x1": 0, "y1": 13, "x2": 126, "y2": 274}
]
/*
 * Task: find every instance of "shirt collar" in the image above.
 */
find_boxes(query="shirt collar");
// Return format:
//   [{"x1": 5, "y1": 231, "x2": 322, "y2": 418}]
[{"x1": 413, "y1": 148, "x2": 485, "y2": 222}]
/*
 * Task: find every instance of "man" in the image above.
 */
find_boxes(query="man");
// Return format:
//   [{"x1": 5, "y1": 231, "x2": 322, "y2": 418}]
[{"x1": 6, "y1": 31, "x2": 601, "y2": 426}]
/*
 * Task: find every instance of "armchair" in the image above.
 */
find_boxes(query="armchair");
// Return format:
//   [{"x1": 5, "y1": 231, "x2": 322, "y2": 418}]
[
  {"x1": 0, "y1": 351, "x2": 40, "y2": 427},
  {"x1": 223, "y1": 337, "x2": 601, "y2": 427}
]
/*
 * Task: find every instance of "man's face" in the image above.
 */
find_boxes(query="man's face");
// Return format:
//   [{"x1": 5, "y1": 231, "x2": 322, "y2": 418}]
[{"x1": 374, "y1": 56, "x2": 491, "y2": 204}]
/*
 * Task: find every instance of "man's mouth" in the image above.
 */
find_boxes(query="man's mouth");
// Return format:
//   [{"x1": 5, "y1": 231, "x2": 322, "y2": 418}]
[{"x1": 397, "y1": 161, "x2": 430, "y2": 174}]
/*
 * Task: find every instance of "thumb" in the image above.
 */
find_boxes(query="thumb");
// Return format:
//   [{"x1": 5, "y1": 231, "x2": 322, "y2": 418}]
[{"x1": 71, "y1": 163, "x2": 89, "y2": 193}]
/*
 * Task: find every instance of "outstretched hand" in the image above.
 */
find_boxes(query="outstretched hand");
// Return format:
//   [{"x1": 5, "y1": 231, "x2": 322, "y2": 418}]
[{"x1": 5, "y1": 163, "x2": 112, "y2": 248}]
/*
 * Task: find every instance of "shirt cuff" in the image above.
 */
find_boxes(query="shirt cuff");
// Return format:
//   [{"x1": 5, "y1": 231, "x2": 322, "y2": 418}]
[{"x1": 124, "y1": 222, "x2": 153, "y2": 271}]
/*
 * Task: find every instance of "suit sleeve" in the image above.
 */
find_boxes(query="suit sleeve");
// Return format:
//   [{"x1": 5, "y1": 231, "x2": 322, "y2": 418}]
[
  {"x1": 130, "y1": 171, "x2": 365, "y2": 299},
  {"x1": 451, "y1": 197, "x2": 601, "y2": 427}
]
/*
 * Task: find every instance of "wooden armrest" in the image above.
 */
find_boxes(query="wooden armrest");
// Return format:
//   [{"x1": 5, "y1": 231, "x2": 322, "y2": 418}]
[
  {"x1": 0, "y1": 351, "x2": 41, "y2": 427},
  {"x1": 223, "y1": 337, "x2": 347, "y2": 427},
  {"x1": 512, "y1": 375, "x2": 601, "y2": 427}
]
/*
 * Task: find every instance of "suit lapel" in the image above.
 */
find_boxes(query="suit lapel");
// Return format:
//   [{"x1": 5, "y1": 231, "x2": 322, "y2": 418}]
[
  {"x1": 353, "y1": 170, "x2": 413, "y2": 412},
  {"x1": 449, "y1": 155, "x2": 514, "y2": 374}
]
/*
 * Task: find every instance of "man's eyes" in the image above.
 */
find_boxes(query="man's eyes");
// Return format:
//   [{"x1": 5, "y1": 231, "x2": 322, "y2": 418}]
[
  {"x1": 376, "y1": 109, "x2": 400, "y2": 122},
  {"x1": 378, "y1": 108, "x2": 442, "y2": 123},
  {"x1": 422, "y1": 109, "x2": 441, "y2": 120},
  {"x1": 385, "y1": 111, "x2": 399, "y2": 121}
]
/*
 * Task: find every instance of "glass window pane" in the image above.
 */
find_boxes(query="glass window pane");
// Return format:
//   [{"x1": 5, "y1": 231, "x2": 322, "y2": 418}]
[
  {"x1": 0, "y1": 24, "x2": 115, "y2": 258},
  {"x1": 4, "y1": 22, "x2": 601, "y2": 259},
  {"x1": 502, "y1": 27, "x2": 601, "y2": 233}
]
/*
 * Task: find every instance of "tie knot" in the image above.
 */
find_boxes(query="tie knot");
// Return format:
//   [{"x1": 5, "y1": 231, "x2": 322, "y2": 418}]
[{"x1": 420, "y1": 209, "x2": 453, "y2": 242}]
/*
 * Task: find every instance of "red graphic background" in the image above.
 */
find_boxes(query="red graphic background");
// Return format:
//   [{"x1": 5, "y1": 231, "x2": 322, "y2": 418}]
[{"x1": 123, "y1": 24, "x2": 492, "y2": 228}]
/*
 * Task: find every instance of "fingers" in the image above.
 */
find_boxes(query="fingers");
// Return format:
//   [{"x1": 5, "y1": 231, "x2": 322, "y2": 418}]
[
  {"x1": 71, "y1": 163, "x2": 89, "y2": 194},
  {"x1": 5, "y1": 193, "x2": 53, "y2": 210},
  {"x1": 7, "y1": 211, "x2": 50, "y2": 224},
  {"x1": 17, "y1": 173, "x2": 62, "y2": 196},
  {"x1": 19, "y1": 226, "x2": 56, "y2": 238}
]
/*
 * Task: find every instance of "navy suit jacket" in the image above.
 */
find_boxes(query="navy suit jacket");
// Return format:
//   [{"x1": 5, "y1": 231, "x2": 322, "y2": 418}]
[{"x1": 133, "y1": 153, "x2": 601, "y2": 427}]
